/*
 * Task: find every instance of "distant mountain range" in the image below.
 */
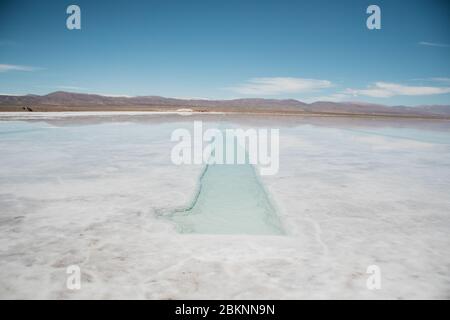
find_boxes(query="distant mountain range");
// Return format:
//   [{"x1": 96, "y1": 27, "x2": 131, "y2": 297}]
[{"x1": 1, "y1": 91, "x2": 450, "y2": 118}]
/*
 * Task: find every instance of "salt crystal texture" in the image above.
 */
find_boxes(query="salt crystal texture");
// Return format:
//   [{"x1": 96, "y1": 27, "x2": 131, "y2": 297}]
[{"x1": 0, "y1": 113, "x2": 449, "y2": 299}]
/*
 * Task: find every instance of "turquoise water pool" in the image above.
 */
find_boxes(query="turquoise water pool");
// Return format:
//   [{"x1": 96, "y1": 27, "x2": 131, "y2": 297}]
[{"x1": 169, "y1": 162, "x2": 285, "y2": 235}]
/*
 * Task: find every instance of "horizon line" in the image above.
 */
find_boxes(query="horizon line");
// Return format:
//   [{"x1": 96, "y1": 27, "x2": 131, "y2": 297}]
[{"x1": 1, "y1": 90, "x2": 450, "y2": 108}]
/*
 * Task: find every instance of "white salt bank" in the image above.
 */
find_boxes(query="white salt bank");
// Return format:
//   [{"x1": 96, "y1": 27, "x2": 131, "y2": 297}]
[{"x1": 0, "y1": 113, "x2": 449, "y2": 299}]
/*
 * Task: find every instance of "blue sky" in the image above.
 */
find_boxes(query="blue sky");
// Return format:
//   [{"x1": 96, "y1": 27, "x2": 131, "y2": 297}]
[{"x1": 0, "y1": 0, "x2": 449, "y2": 105}]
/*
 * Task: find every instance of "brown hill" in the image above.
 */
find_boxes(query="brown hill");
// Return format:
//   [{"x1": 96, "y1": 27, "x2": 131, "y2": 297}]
[{"x1": 1, "y1": 91, "x2": 449, "y2": 118}]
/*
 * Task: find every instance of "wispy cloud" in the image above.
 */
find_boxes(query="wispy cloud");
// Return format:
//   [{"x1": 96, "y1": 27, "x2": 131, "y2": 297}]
[
  {"x1": 227, "y1": 77, "x2": 333, "y2": 95},
  {"x1": 411, "y1": 77, "x2": 450, "y2": 82},
  {"x1": 418, "y1": 41, "x2": 450, "y2": 48},
  {"x1": 346, "y1": 82, "x2": 450, "y2": 98},
  {"x1": 0, "y1": 64, "x2": 41, "y2": 73},
  {"x1": 306, "y1": 81, "x2": 450, "y2": 103},
  {"x1": 424, "y1": 77, "x2": 450, "y2": 84}
]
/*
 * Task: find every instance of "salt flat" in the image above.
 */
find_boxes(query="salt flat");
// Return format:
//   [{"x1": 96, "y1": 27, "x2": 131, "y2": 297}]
[{"x1": 0, "y1": 113, "x2": 449, "y2": 299}]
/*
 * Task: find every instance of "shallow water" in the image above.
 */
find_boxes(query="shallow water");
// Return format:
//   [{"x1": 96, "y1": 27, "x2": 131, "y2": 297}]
[{"x1": 169, "y1": 163, "x2": 284, "y2": 235}]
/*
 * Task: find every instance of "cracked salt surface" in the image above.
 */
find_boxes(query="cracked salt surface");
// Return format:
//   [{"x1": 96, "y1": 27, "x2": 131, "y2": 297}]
[{"x1": 0, "y1": 114, "x2": 449, "y2": 299}]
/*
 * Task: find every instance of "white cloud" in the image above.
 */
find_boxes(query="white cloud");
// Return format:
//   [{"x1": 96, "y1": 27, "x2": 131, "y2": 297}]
[
  {"x1": 306, "y1": 81, "x2": 450, "y2": 103},
  {"x1": 0, "y1": 64, "x2": 40, "y2": 72},
  {"x1": 418, "y1": 41, "x2": 450, "y2": 48},
  {"x1": 228, "y1": 77, "x2": 333, "y2": 95},
  {"x1": 346, "y1": 82, "x2": 450, "y2": 98},
  {"x1": 411, "y1": 77, "x2": 450, "y2": 84},
  {"x1": 426, "y1": 77, "x2": 450, "y2": 84}
]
